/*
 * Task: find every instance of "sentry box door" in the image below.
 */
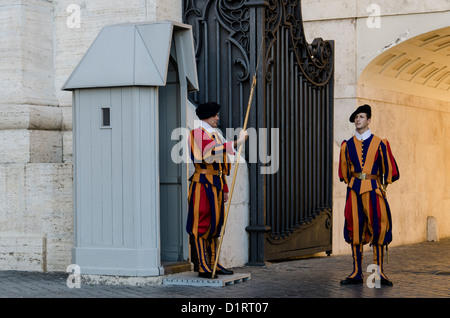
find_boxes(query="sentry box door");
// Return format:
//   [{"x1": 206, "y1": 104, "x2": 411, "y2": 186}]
[{"x1": 159, "y1": 57, "x2": 185, "y2": 263}]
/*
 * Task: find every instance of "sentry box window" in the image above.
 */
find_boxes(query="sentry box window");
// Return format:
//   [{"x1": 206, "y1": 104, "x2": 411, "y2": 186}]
[{"x1": 101, "y1": 107, "x2": 111, "y2": 128}]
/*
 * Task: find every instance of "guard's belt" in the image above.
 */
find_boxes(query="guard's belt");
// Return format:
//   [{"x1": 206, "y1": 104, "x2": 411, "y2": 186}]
[
  {"x1": 195, "y1": 168, "x2": 223, "y2": 177},
  {"x1": 352, "y1": 172, "x2": 378, "y2": 180}
]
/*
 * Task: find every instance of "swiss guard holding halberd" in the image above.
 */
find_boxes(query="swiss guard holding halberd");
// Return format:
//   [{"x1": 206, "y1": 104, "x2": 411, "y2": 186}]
[
  {"x1": 338, "y1": 104, "x2": 399, "y2": 286},
  {"x1": 186, "y1": 102, "x2": 248, "y2": 279}
]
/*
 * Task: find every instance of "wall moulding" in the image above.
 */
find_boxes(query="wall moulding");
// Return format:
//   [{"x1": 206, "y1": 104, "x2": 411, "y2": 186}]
[{"x1": 0, "y1": 105, "x2": 64, "y2": 131}]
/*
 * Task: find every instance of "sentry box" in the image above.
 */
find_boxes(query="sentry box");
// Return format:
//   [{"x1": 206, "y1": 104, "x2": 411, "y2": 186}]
[{"x1": 62, "y1": 21, "x2": 198, "y2": 276}]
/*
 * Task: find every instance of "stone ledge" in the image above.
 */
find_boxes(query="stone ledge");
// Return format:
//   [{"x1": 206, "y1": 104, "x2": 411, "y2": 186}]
[
  {"x1": 0, "y1": 104, "x2": 63, "y2": 131},
  {"x1": 81, "y1": 274, "x2": 163, "y2": 286}
]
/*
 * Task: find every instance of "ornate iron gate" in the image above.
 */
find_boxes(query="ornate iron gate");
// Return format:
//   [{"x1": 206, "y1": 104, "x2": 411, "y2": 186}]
[{"x1": 183, "y1": 0, "x2": 334, "y2": 264}]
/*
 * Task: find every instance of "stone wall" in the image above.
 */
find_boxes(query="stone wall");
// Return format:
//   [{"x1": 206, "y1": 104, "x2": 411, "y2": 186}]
[
  {"x1": 302, "y1": 0, "x2": 450, "y2": 254},
  {"x1": 0, "y1": 0, "x2": 183, "y2": 272},
  {"x1": 356, "y1": 89, "x2": 450, "y2": 247}
]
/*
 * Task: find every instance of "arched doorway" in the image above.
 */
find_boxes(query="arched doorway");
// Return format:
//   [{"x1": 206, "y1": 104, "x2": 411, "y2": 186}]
[{"x1": 356, "y1": 26, "x2": 450, "y2": 245}]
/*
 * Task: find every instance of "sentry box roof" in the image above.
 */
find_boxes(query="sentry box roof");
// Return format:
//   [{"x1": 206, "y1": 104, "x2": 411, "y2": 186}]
[{"x1": 62, "y1": 21, "x2": 198, "y2": 91}]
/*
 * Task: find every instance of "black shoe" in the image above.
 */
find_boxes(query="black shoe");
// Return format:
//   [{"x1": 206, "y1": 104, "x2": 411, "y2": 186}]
[
  {"x1": 198, "y1": 271, "x2": 218, "y2": 279},
  {"x1": 380, "y1": 277, "x2": 393, "y2": 286},
  {"x1": 340, "y1": 277, "x2": 363, "y2": 285},
  {"x1": 216, "y1": 268, "x2": 234, "y2": 275}
]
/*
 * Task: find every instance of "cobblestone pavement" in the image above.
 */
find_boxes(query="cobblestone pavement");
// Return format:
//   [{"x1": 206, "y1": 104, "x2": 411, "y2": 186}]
[{"x1": 0, "y1": 238, "x2": 448, "y2": 301}]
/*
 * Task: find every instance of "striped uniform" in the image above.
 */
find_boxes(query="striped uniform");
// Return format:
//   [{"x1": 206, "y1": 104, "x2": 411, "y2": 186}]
[
  {"x1": 339, "y1": 133, "x2": 399, "y2": 283},
  {"x1": 339, "y1": 134, "x2": 399, "y2": 246},
  {"x1": 187, "y1": 127, "x2": 234, "y2": 274}
]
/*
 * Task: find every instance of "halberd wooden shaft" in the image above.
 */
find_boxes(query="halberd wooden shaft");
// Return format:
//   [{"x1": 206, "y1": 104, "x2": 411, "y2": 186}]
[{"x1": 212, "y1": 74, "x2": 257, "y2": 278}]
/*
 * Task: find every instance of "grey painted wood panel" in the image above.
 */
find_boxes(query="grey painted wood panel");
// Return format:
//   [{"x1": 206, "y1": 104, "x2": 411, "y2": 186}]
[
  {"x1": 159, "y1": 82, "x2": 183, "y2": 261},
  {"x1": 75, "y1": 87, "x2": 161, "y2": 249}
]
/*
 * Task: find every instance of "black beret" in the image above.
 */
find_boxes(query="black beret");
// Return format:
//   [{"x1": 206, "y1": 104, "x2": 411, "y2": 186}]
[
  {"x1": 349, "y1": 104, "x2": 371, "y2": 123},
  {"x1": 195, "y1": 102, "x2": 220, "y2": 120}
]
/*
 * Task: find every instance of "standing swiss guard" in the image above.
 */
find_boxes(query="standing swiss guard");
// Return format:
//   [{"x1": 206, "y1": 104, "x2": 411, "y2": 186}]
[
  {"x1": 187, "y1": 102, "x2": 248, "y2": 278},
  {"x1": 338, "y1": 104, "x2": 399, "y2": 286}
]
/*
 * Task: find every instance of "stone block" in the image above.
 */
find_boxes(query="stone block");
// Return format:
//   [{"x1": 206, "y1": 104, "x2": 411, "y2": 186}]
[
  {"x1": 0, "y1": 234, "x2": 45, "y2": 271},
  {"x1": 30, "y1": 131, "x2": 63, "y2": 163},
  {"x1": 0, "y1": 1, "x2": 56, "y2": 106},
  {"x1": 0, "y1": 130, "x2": 30, "y2": 163},
  {"x1": 427, "y1": 216, "x2": 439, "y2": 242},
  {"x1": 0, "y1": 163, "x2": 73, "y2": 271},
  {"x1": 0, "y1": 130, "x2": 63, "y2": 164}
]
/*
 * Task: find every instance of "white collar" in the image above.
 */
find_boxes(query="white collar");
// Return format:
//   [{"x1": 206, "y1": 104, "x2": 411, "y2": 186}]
[
  {"x1": 197, "y1": 120, "x2": 236, "y2": 152},
  {"x1": 200, "y1": 120, "x2": 216, "y2": 134},
  {"x1": 355, "y1": 128, "x2": 372, "y2": 141},
  {"x1": 198, "y1": 120, "x2": 229, "y2": 143}
]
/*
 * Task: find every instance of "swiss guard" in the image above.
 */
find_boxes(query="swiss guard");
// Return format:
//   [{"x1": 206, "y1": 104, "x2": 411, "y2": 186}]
[
  {"x1": 338, "y1": 104, "x2": 399, "y2": 286},
  {"x1": 187, "y1": 102, "x2": 248, "y2": 278}
]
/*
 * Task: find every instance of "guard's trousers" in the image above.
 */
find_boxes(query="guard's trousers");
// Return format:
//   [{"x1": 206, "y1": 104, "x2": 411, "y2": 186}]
[
  {"x1": 187, "y1": 181, "x2": 226, "y2": 274},
  {"x1": 343, "y1": 188, "x2": 393, "y2": 246}
]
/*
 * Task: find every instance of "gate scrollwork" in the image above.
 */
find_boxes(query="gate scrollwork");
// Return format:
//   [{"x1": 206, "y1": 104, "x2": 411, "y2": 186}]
[
  {"x1": 265, "y1": 0, "x2": 333, "y2": 86},
  {"x1": 183, "y1": 0, "x2": 334, "y2": 262}
]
